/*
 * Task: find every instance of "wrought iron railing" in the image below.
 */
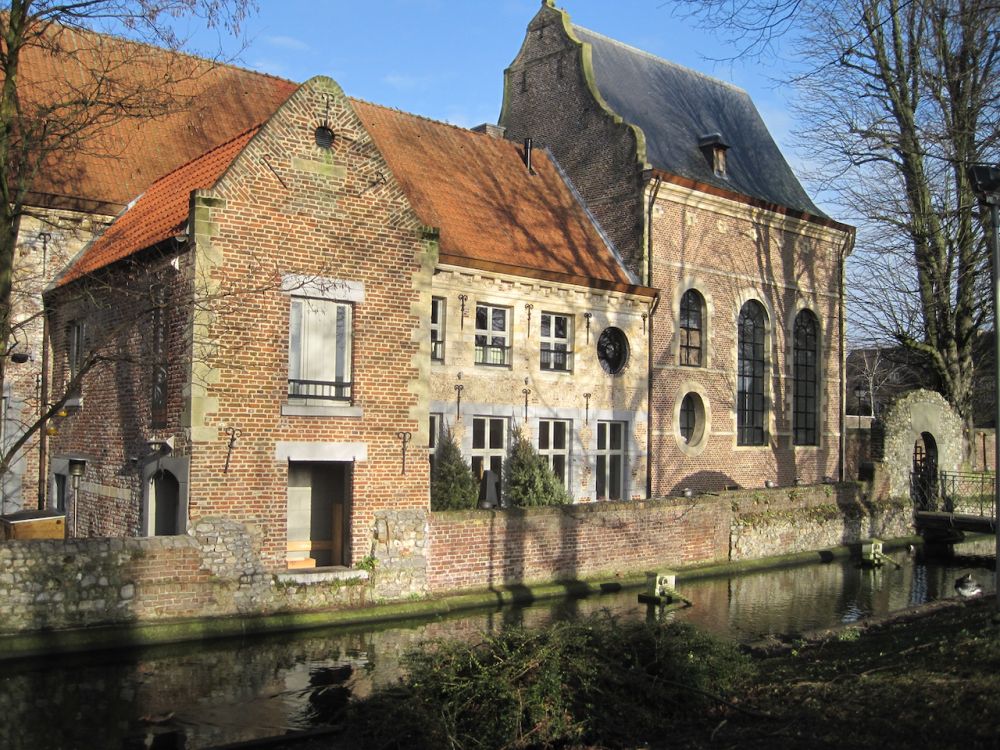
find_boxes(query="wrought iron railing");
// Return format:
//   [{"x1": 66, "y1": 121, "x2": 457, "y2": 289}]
[
  {"x1": 540, "y1": 347, "x2": 572, "y2": 371},
  {"x1": 937, "y1": 470, "x2": 995, "y2": 516},
  {"x1": 288, "y1": 378, "x2": 352, "y2": 401},
  {"x1": 475, "y1": 344, "x2": 511, "y2": 367}
]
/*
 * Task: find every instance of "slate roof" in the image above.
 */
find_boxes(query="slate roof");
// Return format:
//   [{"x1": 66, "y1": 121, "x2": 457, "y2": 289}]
[
  {"x1": 352, "y1": 100, "x2": 648, "y2": 292},
  {"x1": 55, "y1": 126, "x2": 260, "y2": 286},
  {"x1": 572, "y1": 26, "x2": 823, "y2": 217},
  {"x1": 20, "y1": 23, "x2": 295, "y2": 214}
]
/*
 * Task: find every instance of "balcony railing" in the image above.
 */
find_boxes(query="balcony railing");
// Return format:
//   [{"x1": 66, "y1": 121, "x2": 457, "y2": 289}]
[
  {"x1": 288, "y1": 378, "x2": 352, "y2": 402},
  {"x1": 540, "y1": 347, "x2": 572, "y2": 371},
  {"x1": 475, "y1": 344, "x2": 511, "y2": 367}
]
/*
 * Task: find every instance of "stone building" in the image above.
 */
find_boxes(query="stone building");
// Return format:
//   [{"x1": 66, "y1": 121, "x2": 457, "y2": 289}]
[
  {"x1": 45, "y1": 77, "x2": 653, "y2": 569},
  {"x1": 5, "y1": 22, "x2": 293, "y2": 513},
  {"x1": 500, "y1": 1, "x2": 855, "y2": 494}
]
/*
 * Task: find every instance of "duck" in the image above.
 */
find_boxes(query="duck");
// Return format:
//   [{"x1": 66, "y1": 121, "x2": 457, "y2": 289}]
[{"x1": 955, "y1": 573, "x2": 983, "y2": 598}]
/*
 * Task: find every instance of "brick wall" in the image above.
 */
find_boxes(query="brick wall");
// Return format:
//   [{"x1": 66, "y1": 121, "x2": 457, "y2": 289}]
[{"x1": 425, "y1": 482, "x2": 906, "y2": 594}]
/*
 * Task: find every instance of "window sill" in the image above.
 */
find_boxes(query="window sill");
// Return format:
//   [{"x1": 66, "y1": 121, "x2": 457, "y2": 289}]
[{"x1": 281, "y1": 403, "x2": 363, "y2": 418}]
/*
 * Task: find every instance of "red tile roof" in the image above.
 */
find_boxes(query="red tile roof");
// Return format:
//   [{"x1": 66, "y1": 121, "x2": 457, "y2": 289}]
[
  {"x1": 56, "y1": 126, "x2": 260, "y2": 286},
  {"x1": 351, "y1": 100, "x2": 645, "y2": 292},
  {"x1": 20, "y1": 23, "x2": 295, "y2": 214}
]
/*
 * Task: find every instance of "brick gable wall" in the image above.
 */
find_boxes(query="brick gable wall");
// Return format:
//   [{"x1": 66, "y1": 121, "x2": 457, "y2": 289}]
[{"x1": 499, "y1": 5, "x2": 647, "y2": 281}]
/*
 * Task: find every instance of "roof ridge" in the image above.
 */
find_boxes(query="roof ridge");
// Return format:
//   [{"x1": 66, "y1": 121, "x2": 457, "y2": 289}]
[
  {"x1": 571, "y1": 24, "x2": 749, "y2": 97},
  {"x1": 349, "y1": 96, "x2": 502, "y2": 140}
]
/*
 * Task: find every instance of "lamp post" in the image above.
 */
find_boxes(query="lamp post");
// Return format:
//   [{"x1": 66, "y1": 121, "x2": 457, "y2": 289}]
[
  {"x1": 968, "y1": 163, "x2": 1000, "y2": 610},
  {"x1": 67, "y1": 458, "x2": 86, "y2": 537}
]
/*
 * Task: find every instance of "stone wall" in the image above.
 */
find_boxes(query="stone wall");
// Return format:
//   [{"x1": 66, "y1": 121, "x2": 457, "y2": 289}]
[
  {"x1": 880, "y1": 389, "x2": 964, "y2": 498},
  {"x1": 0, "y1": 516, "x2": 370, "y2": 635},
  {"x1": 0, "y1": 486, "x2": 913, "y2": 636}
]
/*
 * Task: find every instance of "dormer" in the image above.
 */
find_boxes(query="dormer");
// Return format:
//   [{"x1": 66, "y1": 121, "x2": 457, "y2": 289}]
[{"x1": 698, "y1": 133, "x2": 729, "y2": 179}]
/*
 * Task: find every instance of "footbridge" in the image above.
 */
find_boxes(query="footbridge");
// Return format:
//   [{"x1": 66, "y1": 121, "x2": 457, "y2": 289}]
[{"x1": 912, "y1": 471, "x2": 997, "y2": 538}]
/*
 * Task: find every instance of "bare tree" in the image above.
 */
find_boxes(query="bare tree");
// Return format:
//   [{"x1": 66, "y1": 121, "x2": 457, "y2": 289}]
[
  {"x1": 0, "y1": 0, "x2": 255, "y2": 481},
  {"x1": 672, "y1": 0, "x2": 1000, "y2": 451}
]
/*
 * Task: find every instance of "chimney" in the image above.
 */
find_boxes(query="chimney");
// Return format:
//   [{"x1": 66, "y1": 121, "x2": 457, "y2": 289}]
[{"x1": 471, "y1": 123, "x2": 507, "y2": 139}]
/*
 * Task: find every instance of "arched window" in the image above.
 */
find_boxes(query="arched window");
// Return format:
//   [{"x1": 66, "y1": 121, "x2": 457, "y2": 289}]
[
  {"x1": 737, "y1": 300, "x2": 767, "y2": 446},
  {"x1": 793, "y1": 310, "x2": 820, "y2": 446},
  {"x1": 679, "y1": 289, "x2": 704, "y2": 367}
]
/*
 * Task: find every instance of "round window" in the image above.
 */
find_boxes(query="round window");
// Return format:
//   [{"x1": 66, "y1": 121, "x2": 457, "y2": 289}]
[
  {"x1": 314, "y1": 126, "x2": 335, "y2": 149},
  {"x1": 597, "y1": 327, "x2": 629, "y2": 374},
  {"x1": 676, "y1": 391, "x2": 707, "y2": 452}
]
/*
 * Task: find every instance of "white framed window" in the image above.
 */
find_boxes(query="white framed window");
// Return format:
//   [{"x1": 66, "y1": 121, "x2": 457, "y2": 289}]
[
  {"x1": 475, "y1": 303, "x2": 511, "y2": 366},
  {"x1": 428, "y1": 412, "x2": 443, "y2": 473},
  {"x1": 431, "y1": 297, "x2": 446, "y2": 362},
  {"x1": 538, "y1": 419, "x2": 570, "y2": 488},
  {"x1": 288, "y1": 296, "x2": 352, "y2": 402},
  {"x1": 595, "y1": 420, "x2": 627, "y2": 501},
  {"x1": 540, "y1": 312, "x2": 572, "y2": 371},
  {"x1": 471, "y1": 416, "x2": 507, "y2": 481}
]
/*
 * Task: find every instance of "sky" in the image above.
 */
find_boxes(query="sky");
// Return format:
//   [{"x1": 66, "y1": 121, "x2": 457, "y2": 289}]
[{"x1": 182, "y1": 1, "x2": 802, "y2": 176}]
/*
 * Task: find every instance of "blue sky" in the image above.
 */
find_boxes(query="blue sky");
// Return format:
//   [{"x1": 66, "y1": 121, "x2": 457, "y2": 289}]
[{"x1": 185, "y1": 1, "x2": 798, "y2": 167}]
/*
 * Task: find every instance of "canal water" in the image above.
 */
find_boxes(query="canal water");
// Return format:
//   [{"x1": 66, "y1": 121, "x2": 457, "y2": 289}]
[{"x1": 0, "y1": 538, "x2": 994, "y2": 750}]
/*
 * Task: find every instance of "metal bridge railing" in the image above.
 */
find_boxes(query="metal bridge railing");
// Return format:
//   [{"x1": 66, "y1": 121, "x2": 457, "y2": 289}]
[{"x1": 927, "y1": 470, "x2": 996, "y2": 516}]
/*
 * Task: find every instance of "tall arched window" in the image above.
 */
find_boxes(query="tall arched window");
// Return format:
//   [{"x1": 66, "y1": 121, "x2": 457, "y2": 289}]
[
  {"x1": 793, "y1": 309, "x2": 820, "y2": 446},
  {"x1": 679, "y1": 289, "x2": 704, "y2": 367},
  {"x1": 737, "y1": 300, "x2": 767, "y2": 446}
]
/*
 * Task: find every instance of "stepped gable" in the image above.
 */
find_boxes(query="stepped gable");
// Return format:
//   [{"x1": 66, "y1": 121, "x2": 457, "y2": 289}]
[
  {"x1": 572, "y1": 25, "x2": 823, "y2": 217},
  {"x1": 351, "y1": 99, "x2": 646, "y2": 292},
  {"x1": 56, "y1": 126, "x2": 261, "y2": 286},
  {"x1": 20, "y1": 23, "x2": 295, "y2": 213}
]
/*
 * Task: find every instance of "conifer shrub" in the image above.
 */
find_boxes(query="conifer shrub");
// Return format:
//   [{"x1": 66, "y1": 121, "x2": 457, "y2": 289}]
[
  {"x1": 430, "y1": 425, "x2": 478, "y2": 511},
  {"x1": 503, "y1": 426, "x2": 570, "y2": 507},
  {"x1": 346, "y1": 614, "x2": 754, "y2": 749}
]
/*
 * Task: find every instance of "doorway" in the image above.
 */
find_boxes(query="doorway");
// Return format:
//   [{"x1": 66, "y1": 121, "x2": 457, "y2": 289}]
[
  {"x1": 912, "y1": 431, "x2": 938, "y2": 510},
  {"x1": 151, "y1": 469, "x2": 181, "y2": 535},
  {"x1": 286, "y1": 462, "x2": 351, "y2": 568}
]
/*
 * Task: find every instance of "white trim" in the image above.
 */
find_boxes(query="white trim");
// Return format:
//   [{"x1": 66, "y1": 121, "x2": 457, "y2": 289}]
[{"x1": 275, "y1": 441, "x2": 367, "y2": 462}]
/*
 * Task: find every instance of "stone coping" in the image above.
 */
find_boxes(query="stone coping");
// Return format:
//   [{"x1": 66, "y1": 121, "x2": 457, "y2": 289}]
[{"x1": 275, "y1": 568, "x2": 369, "y2": 585}]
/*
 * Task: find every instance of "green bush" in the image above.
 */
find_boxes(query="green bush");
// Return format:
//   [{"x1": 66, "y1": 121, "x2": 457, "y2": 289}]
[
  {"x1": 430, "y1": 425, "x2": 478, "y2": 511},
  {"x1": 503, "y1": 426, "x2": 570, "y2": 507},
  {"x1": 346, "y1": 614, "x2": 754, "y2": 749}
]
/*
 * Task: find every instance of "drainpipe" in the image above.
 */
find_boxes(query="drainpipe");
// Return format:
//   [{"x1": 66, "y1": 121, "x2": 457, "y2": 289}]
[
  {"x1": 645, "y1": 175, "x2": 661, "y2": 499},
  {"x1": 838, "y1": 229, "x2": 854, "y2": 483},
  {"x1": 37, "y1": 309, "x2": 49, "y2": 510}
]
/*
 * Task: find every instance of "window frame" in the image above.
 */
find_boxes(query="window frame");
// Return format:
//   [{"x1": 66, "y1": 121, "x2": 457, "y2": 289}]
[
  {"x1": 595, "y1": 420, "x2": 627, "y2": 501},
  {"x1": 793, "y1": 309, "x2": 820, "y2": 446},
  {"x1": 540, "y1": 312, "x2": 573, "y2": 372},
  {"x1": 431, "y1": 297, "x2": 446, "y2": 362},
  {"x1": 287, "y1": 295, "x2": 354, "y2": 403},
  {"x1": 736, "y1": 300, "x2": 767, "y2": 446},
  {"x1": 428, "y1": 412, "x2": 443, "y2": 474},
  {"x1": 475, "y1": 303, "x2": 512, "y2": 367},
  {"x1": 471, "y1": 416, "x2": 508, "y2": 484},
  {"x1": 537, "y1": 418, "x2": 571, "y2": 489},
  {"x1": 679, "y1": 288, "x2": 704, "y2": 367}
]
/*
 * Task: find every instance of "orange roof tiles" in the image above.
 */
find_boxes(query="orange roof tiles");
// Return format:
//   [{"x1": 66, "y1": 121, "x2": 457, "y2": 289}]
[
  {"x1": 20, "y1": 23, "x2": 295, "y2": 213},
  {"x1": 57, "y1": 126, "x2": 260, "y2": 286},
  {"x1": 351, "y1": 100, "x2": 641, "y2": 291}
]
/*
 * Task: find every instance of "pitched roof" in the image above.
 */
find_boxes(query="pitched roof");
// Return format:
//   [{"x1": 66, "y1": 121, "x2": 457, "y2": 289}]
[
  {"x1": 55, "y1": 126, "x2": 260, "y2": 286},
  {"x1": 572, "y1": 26, "x2": 823, "y2": 217},
  {"x1": 352, "y1": 100, "x2": 645, "y2": 292},
  {"x1": 20, "y1": 23, "x2": 295, "y2": 214}
]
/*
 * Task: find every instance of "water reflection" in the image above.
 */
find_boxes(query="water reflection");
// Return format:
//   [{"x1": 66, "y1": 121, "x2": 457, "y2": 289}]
[{"x1": 0, "y1": 539, "x2": 993, "y2": 749}]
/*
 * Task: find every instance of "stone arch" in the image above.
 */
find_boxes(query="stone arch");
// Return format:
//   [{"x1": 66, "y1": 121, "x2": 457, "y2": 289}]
[{"x1": 879, "y1": 389, "x2": 963, "y2": 500}]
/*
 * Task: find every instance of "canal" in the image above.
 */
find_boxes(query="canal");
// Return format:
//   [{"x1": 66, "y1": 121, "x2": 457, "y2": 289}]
[{"x1": 0, "y1": 538, "x2": 993, "y2": 749}]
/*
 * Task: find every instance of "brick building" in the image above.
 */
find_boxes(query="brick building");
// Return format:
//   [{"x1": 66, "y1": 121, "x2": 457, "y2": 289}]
[
  {"x1": 5, "y1": 22, "x2": 293, "y2": 514},
  {"x1": 500, "y1": 2, "x2": 855, "y2": 494},
  {"x1": 45, "y1": 77, "x2": 654, "y2": 569}
]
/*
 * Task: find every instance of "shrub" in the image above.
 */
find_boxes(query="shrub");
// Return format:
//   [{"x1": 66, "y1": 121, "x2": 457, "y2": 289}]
[
  {"x1": 346, "y1": 614, "x2": 754, "y2": 749},
  {"x1": 430, "y1": 425, "x2": 478, "y2": 511},
  {"x1": 503, "y1": 426, "x2": 570, "y2": 507}
]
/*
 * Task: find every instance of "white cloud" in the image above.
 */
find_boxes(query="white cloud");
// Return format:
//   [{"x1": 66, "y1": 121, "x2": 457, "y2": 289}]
[{"x1": 264, "y1": 34, "x2": 311, "y2": 52}]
